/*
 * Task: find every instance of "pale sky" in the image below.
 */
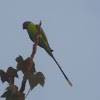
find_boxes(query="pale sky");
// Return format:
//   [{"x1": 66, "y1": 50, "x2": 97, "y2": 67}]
[{"x1": 0, "y1": 0, "x2": 100, "y2": 100}]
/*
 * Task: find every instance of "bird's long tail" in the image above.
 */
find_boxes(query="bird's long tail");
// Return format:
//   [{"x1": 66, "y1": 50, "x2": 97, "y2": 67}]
[{"x1": 51, "y1": 54, "x2": 72, "y2": 86}]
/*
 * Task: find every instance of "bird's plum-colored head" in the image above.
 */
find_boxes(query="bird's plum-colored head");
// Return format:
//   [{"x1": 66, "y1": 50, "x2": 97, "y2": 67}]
[{"x1": 23, "y1": 21, "x2": 31, "y2": 29}]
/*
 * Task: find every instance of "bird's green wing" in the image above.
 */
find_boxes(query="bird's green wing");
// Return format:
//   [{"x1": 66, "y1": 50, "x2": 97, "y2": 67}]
[
  {"x1": 36, "y1": 24, "x2": 53, "y2": 52},
  {"x1": 36, "y1": 25, "x2": 48, "y2": 43}
]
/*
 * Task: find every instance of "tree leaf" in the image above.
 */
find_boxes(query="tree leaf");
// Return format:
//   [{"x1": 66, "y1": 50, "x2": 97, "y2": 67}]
[
  {"x1": 28, "y1": 73, "x2": 38, "y2": 90},
  {"x1": 23, "y1": 71, "x2": 32, "y2": 81},
  {"x1": 16, "y1": 55, "x2": 23, "y2": 63},
  {"x1": 0, "y1": 68, "x2": 19, "y2": 84},
  {"x1": 1, "y1": 89, "x2": 20, "y2": 100},
  {"x1": 0, "y1": 70, "x2": 8, "y2": 83},
  {"x1": 7, "y1": 85, "x2": 18, "y2": 95},
  {"x1": 1, "y1": 90, "x2": 12, "y2": 99},
  {"x1": 16, "y1": 55, "x2": 24, "y2": 71},
  {"x1": 7, "y1": 67, "x2": 18, "y2": 78},
  {"x1": 22, "y1": 57, "x2": 35, "y2": 73},
  {"x1": 16, "y1": 56, "x2": 36, "y2": 73},
  {"x1": 23, "y1": 71, "x2": 45, "y2": 90},
  {"x1": 35, "y1": 72, "x2": 45, "y2": 87},
  {"x1": 23, "y1": 71, "x2": 38, "y2": 90}
]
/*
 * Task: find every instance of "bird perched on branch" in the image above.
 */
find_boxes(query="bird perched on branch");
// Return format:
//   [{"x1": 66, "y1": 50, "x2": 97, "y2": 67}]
[{"x1": 23, "y1": 21, "x2": 72, "y2": 86}]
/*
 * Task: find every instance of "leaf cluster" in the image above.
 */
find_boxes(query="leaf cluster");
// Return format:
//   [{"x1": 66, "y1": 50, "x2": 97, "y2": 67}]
[
  {"x1": 0, "y1": 55, "x2": 45, "y2": 100},
  {"x1": 1, "y1": 85, "x2": 25, "y2": 100},
  {"x1": 16, "y1": 55, "x2": 45, "y2": 89},
  {"x1": 0, "y1": 67, "x2": 18, "y2": 84}
]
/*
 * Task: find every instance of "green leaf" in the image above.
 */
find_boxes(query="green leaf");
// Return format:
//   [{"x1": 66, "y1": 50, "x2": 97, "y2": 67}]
[
  {"x1": 7, "y1": 67, "x2": 18, "y2": 78},
  {"x1": 23, "y1": 71, "x2": 32, "y2": 81},
  {"x1": 12, "y1": 94, "x2": 18, "y2": 100},
  {"x1": 21, "y1": 58, "x2": 31, "y2": 73},
  {"x1": 7, "y1": 85, "x2": 18, "y2": 95},
  {"x1": 0, "y1": 70, "x2": 8, "y2": 83},
  {"x1": 16, "y1": 55, "x2": 24, "y2": 71},
  {"x1": 16, "y1": 56, "x2": 36, "y2": 73},
  {"x1": 4, "y1": 67, "x2": 18, "y2": 84},
  {"x1": 28, "y1": 73, "x2": 39, "y2": 90},
  {"x1": 1, "y1": 89, "x2": 20, "y2": 100},
  {"x1": 36, "y1": 72, "x2": 45, "y2": 86},
  {"x1": 1, "y1": 85, "x2": 20, "y2": 100},
  {"x1": 16, "y1": 55, "x2": 23, "y2": 62},
  {"x1": 22, "y1": 58, "x2": 35, "y2": 73},
  {"x1": 0, "y1": 70, "x2": 5, "y2": 76},
  {"x1": 0, "y1": 68, "x2": 19, "y2": 84},
  {"x1": 35, "y1": 72, "x2": 45, "y2": 87},
  {"x1": 23, "y1": 71, "x2": 45, "y2": 90},
  {"x1": 1, "y1": 90, "x2": 12, "y2": 99},
  {"x1": 23, "y1": 72, "x2": 38, "y2": 89}
]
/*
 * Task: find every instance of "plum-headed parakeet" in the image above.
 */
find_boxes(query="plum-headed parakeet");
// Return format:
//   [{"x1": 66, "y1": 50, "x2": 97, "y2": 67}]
[{"x1": 23, "y1": 21, "x2": 72, "y2": 86}]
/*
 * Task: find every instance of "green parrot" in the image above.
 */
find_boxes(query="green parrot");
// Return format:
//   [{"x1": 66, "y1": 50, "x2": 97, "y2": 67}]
[{"x1": 23, "y1": 21, "x2": 72, "y2": 86}]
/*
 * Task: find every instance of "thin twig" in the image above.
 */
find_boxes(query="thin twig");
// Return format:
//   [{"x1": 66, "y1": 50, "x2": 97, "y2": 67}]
[{"x1": 25, "y1": 88, "x2": 31, "y2": 98}]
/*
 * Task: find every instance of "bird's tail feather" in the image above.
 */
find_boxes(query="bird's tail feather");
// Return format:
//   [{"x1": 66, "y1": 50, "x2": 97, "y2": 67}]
[{"x1": 51, "y1": 54, "x2": 72, "y2": 86}]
